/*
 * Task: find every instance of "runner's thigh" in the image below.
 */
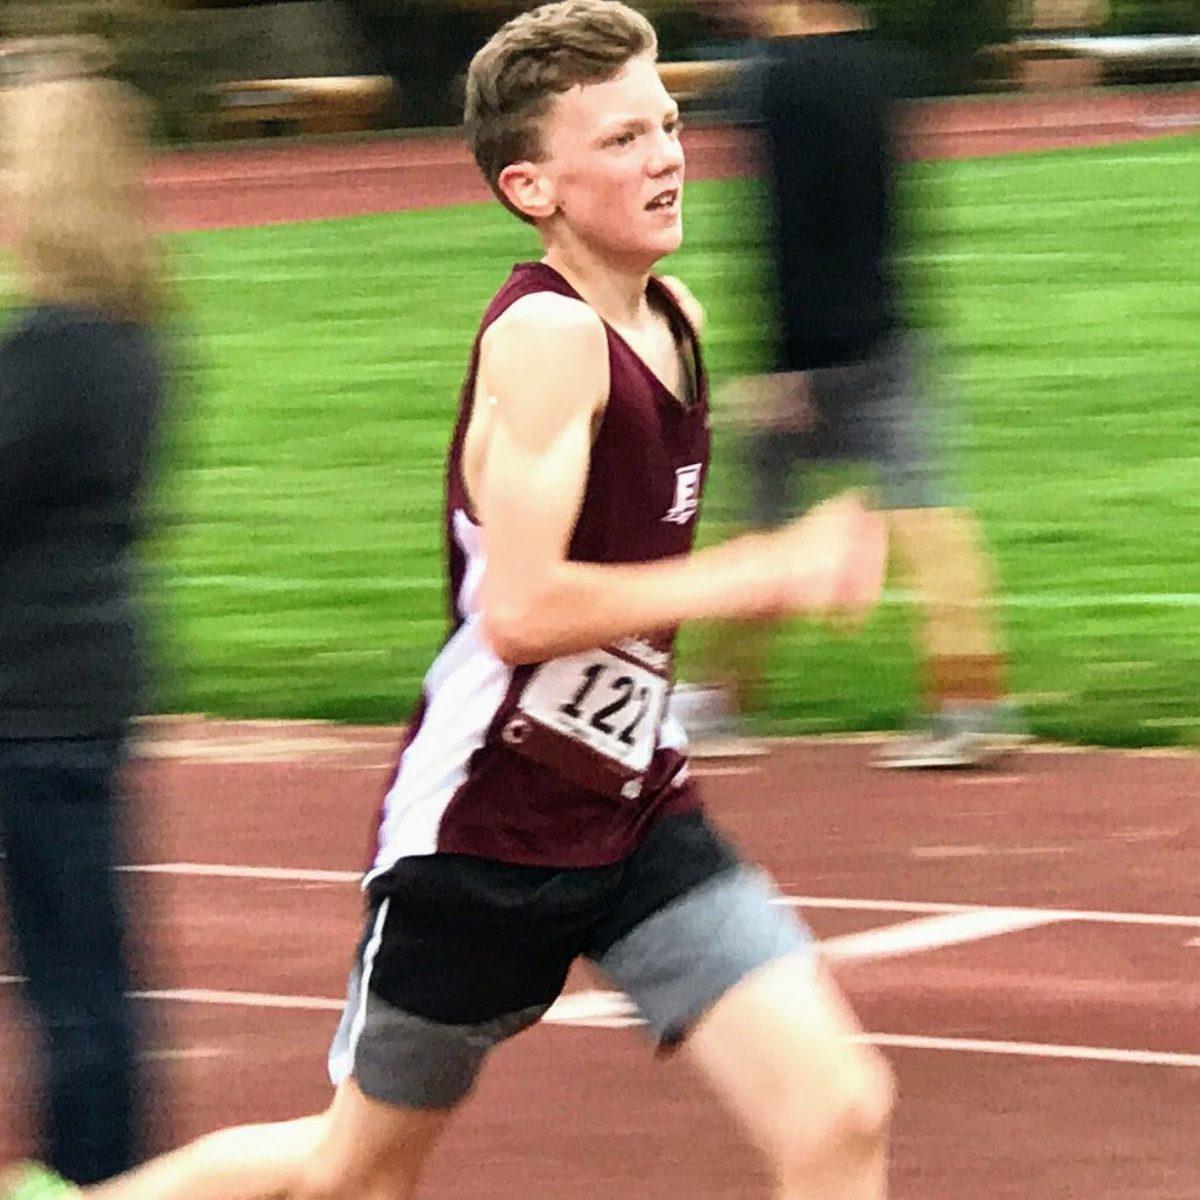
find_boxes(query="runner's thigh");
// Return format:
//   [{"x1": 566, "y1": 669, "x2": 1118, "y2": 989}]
[{"x1": 584, "y1": 813, "x2": 812, "y2": 1047}]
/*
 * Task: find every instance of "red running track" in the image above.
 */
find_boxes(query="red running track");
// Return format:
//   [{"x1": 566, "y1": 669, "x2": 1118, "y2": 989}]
[{"x1": 2, "y1": 723, "x2": 1197, "y2": 1198}]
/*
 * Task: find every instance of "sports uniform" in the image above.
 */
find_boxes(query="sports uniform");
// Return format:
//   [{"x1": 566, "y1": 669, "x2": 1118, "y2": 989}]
[{"x1": 329, "y1": 263, "x2": 808, "y2": 1110}]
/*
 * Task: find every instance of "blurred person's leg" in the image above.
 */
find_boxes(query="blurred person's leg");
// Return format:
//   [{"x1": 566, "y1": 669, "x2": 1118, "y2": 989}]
[
  {"x1": 855, "y1": 335, "x2": 1016, "y2": 768},
  {"x1": 709, "y1": 423, "x2": 804, "y2": 710},
  {"x1": 673, "y1": 412, "x2": 810, "y2": 756},
  {"x1": 0, "y1": 735, "x2": 142, "y2": 1184},
  {"x1": 887, "y1": 505, "x2": 1005, "y2": 704},
  {"x1": 685, "y1": 336, "x2": 1017, "y2": 766}
]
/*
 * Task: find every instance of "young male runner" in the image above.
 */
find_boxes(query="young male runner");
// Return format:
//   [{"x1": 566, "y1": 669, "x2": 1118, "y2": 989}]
[{"x1": 4, "y1": 5, "x2": 894, "y2": 1199}]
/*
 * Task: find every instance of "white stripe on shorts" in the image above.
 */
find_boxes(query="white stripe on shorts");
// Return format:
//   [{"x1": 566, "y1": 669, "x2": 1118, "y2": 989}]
[{"x1": 329, "y1": 897, "x2": 390, "y2": 1084}]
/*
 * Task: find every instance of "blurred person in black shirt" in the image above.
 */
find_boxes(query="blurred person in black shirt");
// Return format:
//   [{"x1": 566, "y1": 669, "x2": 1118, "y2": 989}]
[
  {"x1": 677, "y1": 0, "x2": 1019, "y2": 768},
  {"x1": 0, "y1": 43, "x2": 168, "y2": 1187}
]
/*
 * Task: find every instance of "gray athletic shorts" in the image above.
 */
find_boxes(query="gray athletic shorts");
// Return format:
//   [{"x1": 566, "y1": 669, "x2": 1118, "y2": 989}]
[
  {"x1": 748, "y1": 331, "x2": 951, "y2": 525},
  {"x1": 328, "y1": 813, "x2": 811, "y2": 1111}
]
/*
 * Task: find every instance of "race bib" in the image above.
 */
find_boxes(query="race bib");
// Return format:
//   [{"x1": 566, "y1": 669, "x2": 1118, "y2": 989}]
[{"x1": 501, "y1": 641, "x2": 670, "y2": 798}]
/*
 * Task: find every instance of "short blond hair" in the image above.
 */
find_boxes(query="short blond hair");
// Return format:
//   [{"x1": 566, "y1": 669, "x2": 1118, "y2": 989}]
[
  {"x1": 2, "y1": 71, "x2": 162, "y2": 323},
  {"x1": 464, "y1": 0, "x2": 657, "y2": 219}
]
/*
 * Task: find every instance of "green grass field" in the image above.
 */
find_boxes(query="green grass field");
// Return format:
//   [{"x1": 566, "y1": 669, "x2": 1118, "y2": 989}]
[{"x1": 59, "y1": 135, "x2": 1200, "y2": 744}]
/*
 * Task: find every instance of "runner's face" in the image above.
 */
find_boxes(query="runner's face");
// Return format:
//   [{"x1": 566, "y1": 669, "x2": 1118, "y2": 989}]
[{"x1": 540, "y1": 56, "x2": 685, "y2": 264}]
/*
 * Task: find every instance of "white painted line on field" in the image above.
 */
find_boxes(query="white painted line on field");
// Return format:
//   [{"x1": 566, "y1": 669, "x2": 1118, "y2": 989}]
[
  {"x1": 861, "y1": 1033, "x2": 1200, "y2": 1070},
  {"x1": 819, "y1": 908, "x2": 1063, "y2": 962},
  {"x1": 143, "y1": 1047, "x2": 226, "y2": 1062},
  {"x1": 121, "y1": 863, "x2": 360, "y2": 884},
  {"x1": 8, "y1": 978, "x2": 1195, "y2": 1069},
  {"x1": 541, "y1": 991, "x2": 1200, "y2": 1067},
  {"x1": 4, "y1": 912, "x2": 1048, "y2": 1009},
  {"x1": 783, "y1": 895, "x2": 1200, "y2": 930},
  {"x1": 544, "y1": 991, "x2": 639, "y2": 1028},
  {"x1": 878, "y1": 588, "x2": 1200, "y2": 611},
  {"x1": 994, "y1": 592, "x2": 1200, "y2": 610},
  {"x1": 132, "y1": 987, "x2": 343, "y2": 1012},
  {"x1": 544, "y1": 993, "x2": 643, "y2": 1032},
  {"x1": 115, "y1": 865, "x2": 1200, "y2": 932}
]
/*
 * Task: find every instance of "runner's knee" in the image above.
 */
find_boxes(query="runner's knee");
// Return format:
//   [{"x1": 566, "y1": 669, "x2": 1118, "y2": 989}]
[
  {"x1": 838, "y1": 1046, "x2": 895, "y2": 1145},
  {"x1": 775, "y1": 1045, "x2": 895, "y2": 1174},
  {"x1": 287, "y1": 1097, "x2": 439, "y2": 1200}
]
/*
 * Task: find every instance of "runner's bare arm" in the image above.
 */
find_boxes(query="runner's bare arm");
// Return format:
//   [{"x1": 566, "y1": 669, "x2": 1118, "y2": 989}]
[{"x1": 475, "y1": 295, "x2": 886, "y2": 665}]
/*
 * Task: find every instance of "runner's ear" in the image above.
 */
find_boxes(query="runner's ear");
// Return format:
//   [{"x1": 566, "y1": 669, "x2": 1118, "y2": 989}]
[{"x1": 498, "y1": 161, "x2": 558, "y2": 222}]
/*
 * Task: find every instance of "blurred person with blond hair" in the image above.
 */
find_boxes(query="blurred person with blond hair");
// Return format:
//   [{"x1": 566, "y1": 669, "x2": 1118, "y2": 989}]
[
  {"x1": 0, "y1": 44, "x2": 167, "y2": 1191},
  {"x1": 674, "y1": 0, "x2": 1020, "y2": 768}
]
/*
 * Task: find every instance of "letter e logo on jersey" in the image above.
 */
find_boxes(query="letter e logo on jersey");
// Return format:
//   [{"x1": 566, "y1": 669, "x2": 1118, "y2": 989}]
[{"x1": 662, "y1": 463, "x2": 702, "y2": 525}]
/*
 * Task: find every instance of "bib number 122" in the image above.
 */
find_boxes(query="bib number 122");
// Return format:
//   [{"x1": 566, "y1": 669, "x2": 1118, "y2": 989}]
[{"x1": 559, "y1": 662, "x2": 654, "y2": 748}]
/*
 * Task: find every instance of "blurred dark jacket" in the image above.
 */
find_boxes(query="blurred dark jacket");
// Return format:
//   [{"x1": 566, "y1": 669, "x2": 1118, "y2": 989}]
[
  {"x1": 0, "y1": 304, "x2": 165, "y2": 736},
  {"x1": 749, "y1": 31, "x2": 925, "y2": 371}
]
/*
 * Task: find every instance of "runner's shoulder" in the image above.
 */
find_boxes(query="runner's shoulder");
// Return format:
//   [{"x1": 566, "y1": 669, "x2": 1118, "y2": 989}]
[{"x1": 482, "y1": 292, "x2": 609, "y2": 412}]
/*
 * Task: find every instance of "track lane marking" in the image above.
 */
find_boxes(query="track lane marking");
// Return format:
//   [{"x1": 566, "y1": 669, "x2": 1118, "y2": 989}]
[
  {"x1": 132, "y1": 987, "x2": 343, "y2": 1011},
  {"x1": 783, "y1": 895, "x2": 1200, "y2": 930},
  {"x1": 123, "y1": 863, "x2": 359, "y2": 884},
  {"x1": 6, "y1": 982, "x2": 1196, "y2": 1068},
  {"x1": 118, "y1": 866, "x2": 1200, "y2": 931},
  {"x1": 862, "y1": 1034, "x2": 1200, "y2": 1069},
  {"x1": 539, "y1": 992, "x2": 1200, "y2": 1067},
  {"x1": 820, "y1": 909, "x2": 1063, "y2": 961}
]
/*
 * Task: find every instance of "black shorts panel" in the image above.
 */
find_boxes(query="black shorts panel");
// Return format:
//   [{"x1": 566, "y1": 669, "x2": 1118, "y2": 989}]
[{"x1": 363, "y1": 812, "x2": 740, "y2": 1025}]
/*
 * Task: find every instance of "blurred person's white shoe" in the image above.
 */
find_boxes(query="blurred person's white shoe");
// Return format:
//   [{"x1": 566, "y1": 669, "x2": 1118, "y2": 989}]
[
  {"x1": 670, "y1": 683, "x2": 766, "y2": 759},
  {"x1": 876, "y1": 700, "x2": 1026, "y2": 770}
]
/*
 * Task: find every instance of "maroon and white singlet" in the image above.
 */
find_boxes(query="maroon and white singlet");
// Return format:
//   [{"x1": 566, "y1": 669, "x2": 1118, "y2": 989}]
[{"x1": 367, "y1": 262, "x2": 711, "y2": 879}]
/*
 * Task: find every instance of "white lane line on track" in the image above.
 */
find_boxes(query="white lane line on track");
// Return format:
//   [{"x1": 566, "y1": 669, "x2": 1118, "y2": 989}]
[
  {"x1": 544, "y1": 990, "x2": 638, "y2": 1026},
  {"x1": 10, "y1": 981, "x2": 1195, "y2": 1068},
  {"x1": 540, "y1": 992, "x2": 1200, "y2": 1067},
  {"x1": 7, "y1": 910, "x2": 1043, "y2": 1004},
  {"x1": 5, "y1": 982, "x2": 1196, "y2": 1069},
  {"x1": 122, "y1": 863, "x2": 360, "y2": 884},
  {"x1": 143, "y1": 1047, "x2": 226, "y2": 1061},
  {"x1": 117, "y1": 866, "x2": 1200, "y2": 932},
  {"x1": 134, "y1": 988, "x2": 344, "y2": 1012},
  {"x1": 819, "y1": 909, "x2": 1063, "y2": 962},
  {"x1": 862, "y1": 1034, "x2": 1200, "y2": 1070},
  {"x1": 783, "y1": 895, "x2": 1200, "y2": 930}
]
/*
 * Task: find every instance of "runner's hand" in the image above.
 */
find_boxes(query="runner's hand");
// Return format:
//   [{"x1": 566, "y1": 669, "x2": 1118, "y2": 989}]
[{"x1": 770, "y1": 491, "x2": 888, "y2": 625}]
